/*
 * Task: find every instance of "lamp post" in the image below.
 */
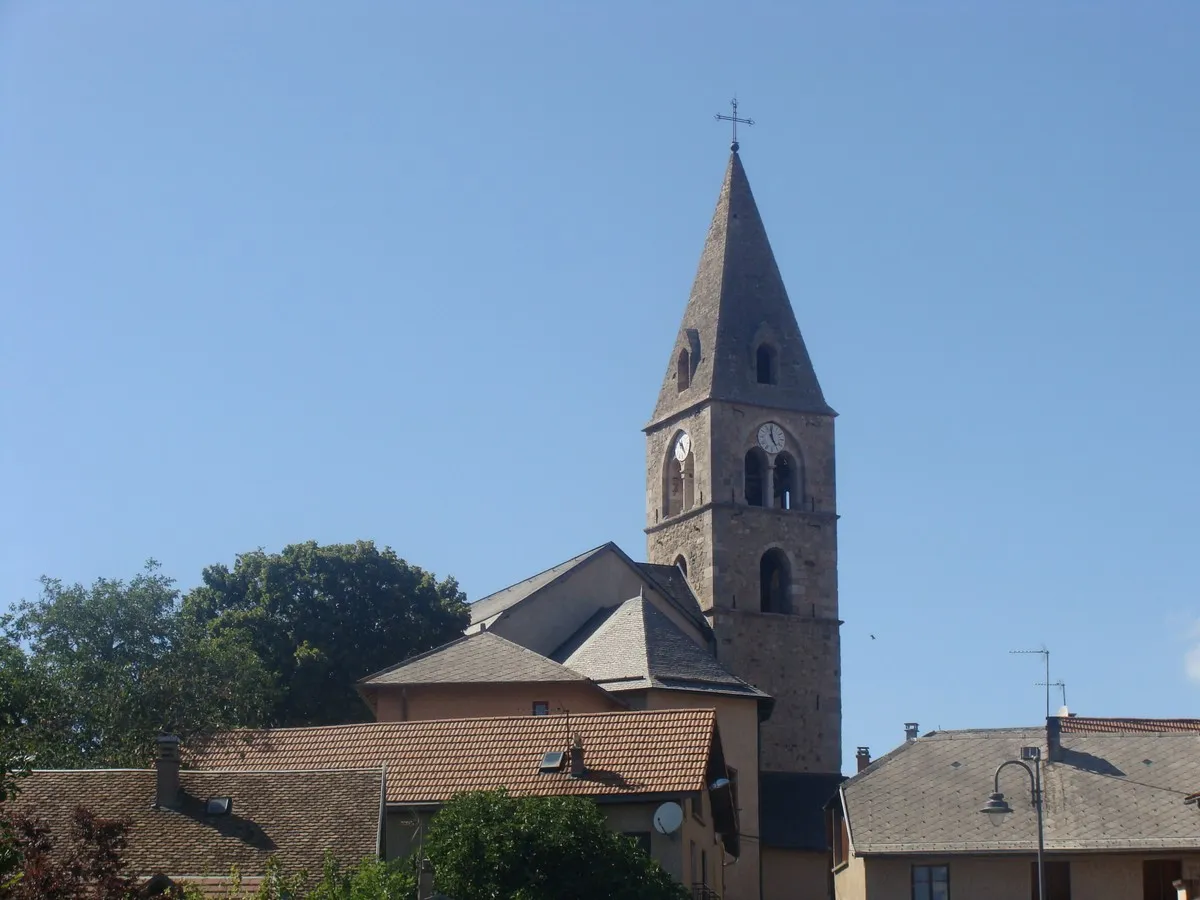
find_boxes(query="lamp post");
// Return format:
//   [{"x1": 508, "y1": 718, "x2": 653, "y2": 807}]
[{"x1": 980, "y1": 747, "x2": 1046, "y2": 900}]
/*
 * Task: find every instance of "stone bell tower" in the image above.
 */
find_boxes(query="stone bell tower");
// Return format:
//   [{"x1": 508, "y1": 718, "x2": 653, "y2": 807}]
[{"x1": 644, "y1": 148, "x2": 841, "y2": 775}]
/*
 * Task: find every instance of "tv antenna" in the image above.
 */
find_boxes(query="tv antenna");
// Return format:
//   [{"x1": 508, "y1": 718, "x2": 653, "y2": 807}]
[
  {"x1": 1010, "y1": 647, "x2": 1051, "y2": 719},
  {"x1": 1038, "y1": 679, "x2": 1068, "y2": 711}
]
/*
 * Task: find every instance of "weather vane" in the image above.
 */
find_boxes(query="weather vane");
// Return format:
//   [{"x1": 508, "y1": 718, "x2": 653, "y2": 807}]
[{"x1": 715, "y1": 97, "x2": 754, "y2": 152}]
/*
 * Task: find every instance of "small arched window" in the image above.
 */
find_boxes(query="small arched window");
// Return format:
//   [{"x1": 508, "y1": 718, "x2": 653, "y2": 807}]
[
  {"x1": 756, "y1": 344, "x2": 778, "y2": 385},
  {"x1": 665, "y1": 458, "x2": 683, "y2": 517},
  {"x1": 676, "y1": 349, "x2": 690, "y2": 393},
  {"x1": 774, "y1": 452, "x2": 796, "y2": 510},
  {"x1": 760, "y1": 549, "x2": 791, "y2": 614},
  {"x1": 674, "y1": 555, "x2": 688, "y2": 578},
  {"x1": 744, "y1": 449, "x2": 766, "y2": 507}
]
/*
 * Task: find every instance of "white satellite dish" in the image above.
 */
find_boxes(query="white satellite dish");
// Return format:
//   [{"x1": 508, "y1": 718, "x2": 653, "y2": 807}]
[{"x1": 652, "y1": 801, "x2": 683, "y2": 835}]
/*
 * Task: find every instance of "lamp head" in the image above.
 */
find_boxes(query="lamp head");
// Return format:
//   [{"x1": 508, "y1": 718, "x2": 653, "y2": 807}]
[{"x1": 980, "y1": 791, "x2": 1013, "y2": 827}]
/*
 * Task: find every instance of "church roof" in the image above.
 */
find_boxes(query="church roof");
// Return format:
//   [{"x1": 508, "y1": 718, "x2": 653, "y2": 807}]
[
  {"x1": 561, "y1": 597, "x2": 769, "y2": 700},
  {"x1": 468, "y1": 542, "x2": 710, "y2": 638},
  {"x1": 650, "y1": 150, "x2": 834, "y2": 425},
  {"x1": 468, "y1": 545, "x2": 609, "y2": 625},
  {"x1": 358, "y1": 631, "x2": 588, "y2": 687}
]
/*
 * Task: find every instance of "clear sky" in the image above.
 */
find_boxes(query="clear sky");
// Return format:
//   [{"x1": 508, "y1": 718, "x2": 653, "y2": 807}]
[{"x1": 3, "y1": 2, "x2": 1198, "y2": 772}]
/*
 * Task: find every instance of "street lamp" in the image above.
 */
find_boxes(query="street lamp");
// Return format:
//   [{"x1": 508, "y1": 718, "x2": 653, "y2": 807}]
[{"x1": 980, "y1": 747, "x2": 1046, "y2": 900}]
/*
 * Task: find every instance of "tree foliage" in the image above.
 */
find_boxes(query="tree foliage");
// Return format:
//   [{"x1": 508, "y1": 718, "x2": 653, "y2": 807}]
[
  {"x1": 1, "y1": 562, "x2": 274, "y2": 768},
  {"x1": 0, "y1": 807, "x2": 139, "y2": 900},
  {"x1": 183, "y1": 541, "x2": 470, "y2": 726},
  {"x1": 424, "y1": 790, "x2": 688, "y2": 900}
]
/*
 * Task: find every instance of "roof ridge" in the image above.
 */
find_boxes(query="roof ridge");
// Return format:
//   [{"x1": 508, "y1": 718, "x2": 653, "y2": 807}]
[
  {"x1": 470, "y1": 542, "x2": 612, "y2": 607},
  {"x1": 204, "y1": 706, "x2": 713, "y2": 738}
]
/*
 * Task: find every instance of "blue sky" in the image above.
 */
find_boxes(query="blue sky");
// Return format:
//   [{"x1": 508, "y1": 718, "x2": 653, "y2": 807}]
[{"x1": 2, "y1": 2, "x2": 1198, "y2": 771}]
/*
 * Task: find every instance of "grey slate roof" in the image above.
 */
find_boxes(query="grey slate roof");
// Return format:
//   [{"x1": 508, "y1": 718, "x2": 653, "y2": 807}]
[
  {"x1": 637, "y1": 563, "x2": 706, "y2": 623},
  {"x1": 469, "y1": 545, "x2": 607, "y2": 624},
  {"x1": 842, "y1": 725, "x2": 1200, "y2": 854},
  {"x1": 561, "y1": 598, "x2": 768, "y2": 699},
  {"x1": 650, "y1": 150, "x2": 834, "y2": 426},
  {"x1": 359, "y1": 631, "x2": 588, "y2": 686}
]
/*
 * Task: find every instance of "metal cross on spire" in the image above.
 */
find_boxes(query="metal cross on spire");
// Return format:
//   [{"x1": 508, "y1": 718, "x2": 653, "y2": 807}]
[{"x1": 715, "y1": 97, "x2": 754, "y2": 152}]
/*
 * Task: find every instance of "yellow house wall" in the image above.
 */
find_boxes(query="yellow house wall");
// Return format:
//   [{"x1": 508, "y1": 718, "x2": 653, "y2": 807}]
[
  {"x1": 642, "y1": 689, "x2": 760, "y2": 900},
  {"x1": 372, "y1": 682, "x2": 619, "y2": 721},
  {"x1": 761, "y1": 847, "x2": 828, "y2": 900},
  {"x1": 829, "y1": 853, "x2": 1200, "y2": 900}
]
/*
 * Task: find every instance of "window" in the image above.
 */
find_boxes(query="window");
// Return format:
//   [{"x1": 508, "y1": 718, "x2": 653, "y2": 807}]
[
  {"x1": 1142, "y1": 860, "x2": 1180, "y2": 900},
  {"x1": 744, "y1": 448, "x2": 766, "y2": 507},
  {"x1": 756, "y1": 343, "x2": 777, "y2": 384},
  {"x1": 1032, "y1": 861, "x2": 1071, "y2": 900},
  {"x1": 759, "y1": 549, "x2": 791, "y2": 614},
  {"x1": 674, "y1": 555, "x2": 688, "y2": 578},
  {"x1": 532, "y1": 701, "x2": 549, "y2": 716},
  {"x1": 623, "y1": 832, "x2": 652, "y2": 856},
  {"x1": 676, "y1": 349, "x2": 690, "y2": 392},
  {"x1": 912, "y1": 865, "x2": 948, "y2": 900}
]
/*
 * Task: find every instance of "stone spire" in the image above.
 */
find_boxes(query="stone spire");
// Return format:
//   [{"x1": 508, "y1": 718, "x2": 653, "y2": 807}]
[{"x1": 650, "y1": 151, "x2": 833, "y2": 424}]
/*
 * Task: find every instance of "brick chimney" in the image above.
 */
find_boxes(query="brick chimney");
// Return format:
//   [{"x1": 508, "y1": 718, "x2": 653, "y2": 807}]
[
  {"x1": 568, "y1": 733, "x2": 586, "y2": 778},
  {"x1": 155, "y1": 735, "x2": 181, "y2": 809},
  {"x1": 1046, "y1": 715, "x2": 1063, "y2": 762},
  {"x1": 855, "y1": 747, "x2": 871, "y2": 772},
  {"x1": 904, "y1": 723, "x2": 919, "y2": 742}
]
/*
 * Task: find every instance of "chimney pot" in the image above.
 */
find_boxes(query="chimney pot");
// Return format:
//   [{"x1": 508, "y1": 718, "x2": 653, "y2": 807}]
[
  {"x1": 856, "y1": 747, "x2": 871, "y2": 772},
  {"x1": 569, "y1": 733, "x2": 585, "y2": 779},
  {"x1": 904, "y1": 723, "x2": 919, "y2": 742},
  {"x1": 155, "y1": 734, "x2": 181, "y2": 809}
]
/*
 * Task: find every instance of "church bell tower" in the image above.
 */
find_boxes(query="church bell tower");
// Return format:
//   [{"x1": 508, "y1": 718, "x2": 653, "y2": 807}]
[{"x1": 644, "y1": 148, "x2": 841, "y2": 775}]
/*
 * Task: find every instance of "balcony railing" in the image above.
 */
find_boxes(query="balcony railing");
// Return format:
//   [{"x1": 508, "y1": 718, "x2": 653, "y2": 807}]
[{"x1": 691, "y1": 884, "x2": 719, "y2": 900}]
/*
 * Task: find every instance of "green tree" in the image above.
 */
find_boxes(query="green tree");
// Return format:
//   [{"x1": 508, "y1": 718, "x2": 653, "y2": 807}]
[
  {"x1": 1, "y1": 562, "x2": 274, "y2": 768},
  {"x1": 183, "y1": 541, "x2": 469, "y2": 726},
  {"x1": 423, "y1": 790, "x2": 688, "y2": 900}
]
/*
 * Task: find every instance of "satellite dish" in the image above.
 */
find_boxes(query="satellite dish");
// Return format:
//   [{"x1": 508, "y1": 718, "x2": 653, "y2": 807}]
[{"x1": 652, "y1": 801, "x2": 683, "y2": 835}]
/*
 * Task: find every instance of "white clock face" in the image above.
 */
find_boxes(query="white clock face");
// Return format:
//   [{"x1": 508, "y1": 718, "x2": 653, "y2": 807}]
[
  {"x1": 674, "y1": 432, "x2": 692, "y2": 461},
  {"x1": 757, "y1": 422, "x2": 785, "y2": 454}
]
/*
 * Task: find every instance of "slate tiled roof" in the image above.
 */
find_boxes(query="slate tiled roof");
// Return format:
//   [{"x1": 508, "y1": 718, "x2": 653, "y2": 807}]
[
  {"x1": 561, "y1": 598, "x2": 768, "y2": 700},
  {"x1": 190, "y1": 709, "x2": 718, "y2": 805},
  {"x1": 842, "y1": 724, "x2": 1200, "y2": 854},
  {"x1": 469, "y1": 545, "x2": 606, "y2": 624},
  {"x1": 359, "y1": 631, "x2": 588, "y2": 686},
  {"x1": 11, "y1": 768, "x2": 383, "y2": 879},
  {"x1": 649, "y1": 150, "x2": 834, "y2": 425},
  {"x1": 637, "y1": 563, "x2": 707, "y2": 623}
]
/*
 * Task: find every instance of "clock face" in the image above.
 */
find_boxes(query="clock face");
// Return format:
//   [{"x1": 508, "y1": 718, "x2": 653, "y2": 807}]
[
  {"x1": 757, "y1": 422, "x2": 785, "y2": 454},
  {"x1": 674, "y1": 432, "x2": 692, "y2": 461}
]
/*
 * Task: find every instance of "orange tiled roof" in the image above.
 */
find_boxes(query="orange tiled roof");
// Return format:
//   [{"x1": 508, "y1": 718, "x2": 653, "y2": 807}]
[
  {"x1": 190, "y1": 708, "x2": 718, "y2": 805},
  {"x1": 1060, "y1": 717, "x2": 1200, "y2": 734}
]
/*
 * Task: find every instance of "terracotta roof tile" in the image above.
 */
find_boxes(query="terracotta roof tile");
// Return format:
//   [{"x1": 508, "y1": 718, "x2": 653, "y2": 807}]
[
  {"x1": 1059, "y1": 716, "x2": 1200, "y2": 734},
  {"x1": 10, "y1": 769, "x2": 383, "y2": 879},
  {"x1": 189, "y1": 708, "x2": 716, "y2": 805}
]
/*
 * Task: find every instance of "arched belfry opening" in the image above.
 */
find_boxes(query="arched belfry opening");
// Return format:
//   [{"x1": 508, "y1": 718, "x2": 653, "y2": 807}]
[
  {"x1": 676, "y1": 349, "x2": 690, "y2": 393},
  {"x1": 744, "y1": 449, "x2": 766, "y2": 507},
  {"x1": 760, "y1": 549, "x2": 791, "y2": 614},
  {"x1": 663, "y1": 433, "x2": 695, "y2": 517},
  {"x1": 674, "y1": 555, "x2": 688, "y2": 578},
  {"x1": 756, "y1": 343, "x2": 778, "y2": 385},
  {"x1": 773, "y1": 452, "x2": 799, "y2": 510}
]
